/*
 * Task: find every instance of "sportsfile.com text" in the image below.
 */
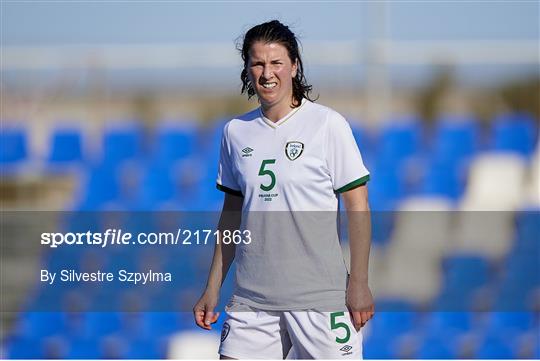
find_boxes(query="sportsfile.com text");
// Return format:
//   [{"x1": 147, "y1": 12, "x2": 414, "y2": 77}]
[{"x1": 41, "y1": 229, "x2": 252, "y2": 248}]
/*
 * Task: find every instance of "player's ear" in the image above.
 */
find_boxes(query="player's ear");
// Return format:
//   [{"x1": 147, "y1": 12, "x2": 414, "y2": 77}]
[{"x1": 291, "y1": 59, "x2": 298, "y2": 78}]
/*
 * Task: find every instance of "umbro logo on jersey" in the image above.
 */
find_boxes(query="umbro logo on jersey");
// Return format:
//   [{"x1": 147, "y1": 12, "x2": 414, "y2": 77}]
[
  {"x1": 340, "y1": 344, "x2": 353, "y2": 355},
  {"x1": 285, "y1": 141, "x2": 304, "y2": 161},
  {"x1": 242, "y1": 147, "x2": 254, "y2": 157}
]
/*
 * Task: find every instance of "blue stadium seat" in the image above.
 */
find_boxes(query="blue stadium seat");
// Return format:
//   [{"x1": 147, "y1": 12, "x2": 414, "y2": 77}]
[
  {"x1": 374, "y1": 118, "x2": 422, "y2": 166},
  {"x1": 191, "y1": 184, "x2": 224, "y2": 211},
  {"x1": 7, "y1": 335, "x2": 69, "y2": 359},
  {"x1": 119, "y1": 210, "x2": 158, "y2": 236},
  {"x1": 26, "y1": 284, "x2": 69, "y2": 312},
  {"x1": 368, "y1": 301, "x2": 416, "y2": 339},
  {"x1": 363, "y1": 334, "x2": 395, "y2": 359},
  {"x1": 173, "y1": 169, "x2": 224, "y2": 211},
  {"x1": 367, "y1": 168, "x2": 404, "y2": 210},
  {"x1": 423, "y1": 312, "x2": 472, "y2": 335},
  {"x1": 491, "y1": 113, "x2": 537, "y2": 156},
  {"x1": 433, "y1": 290, "x2": 474, "y2": 311},
  {"x1": 494, "y1": 286, "x2": 532, "y2": 312},
  {"x1": 350, "y1": 123, "x2": 370, "y2": 147},
  {"x1": 369, "y1": 120, "x2": 423, "y2": 202},
  {"x1": 483, "y1": 312, "x2": 536, "y2": 333},
  {"x1": 187, "y1": 123, "x2": 224, "y2": 210},
  {"x1": 64, "y1": 335, "x2": 101, "y2": 358},
  {"x1": 417, "y1": 335, "x2": 456, "y2": 359},
  {"x1": 47, "y1": 128, "x2": 83, "y2": 164},
  {"x1": 504, "y1": 250, "x2": 539, "y2": 286},
  {"x1": 374, "y1": 298, "x2": 416, "y2": 311},
  {"x1": 129, "y1": 164, "x2": 177, "y2": 208},
  {"x1": 6, "y1": 337, "x2": 39, "y2": 359},
  {"x1": 86, "y1": 312, "x2": 121, "y2": 336},
  {"x1": 10, "y1": 312, "x2": 106, "y2": 358},
  {"x1": 480, "y1": 313, "x2": 537, "y2": 352},
  {"x1": 99, "y1": 335, "x2": 129, "y2": 359},
  {"x1": 435, "y1": 255, "x2": 490, "y2": 310},
  {"x1": 12, "y1": 312, "x2": 67, "y2": 339},
  {"x1": 431, "y1": 115, "x2": 479, "y2": 165},
  {"x1": 515, "y1": 210, "x2": 540, "y2": 253},
  {"x1": 115, "y1": 312, "x2": 155, "y2": 340},
  {"x1": 102, "y1": 124, "x2": 144, "y2": 165},
  {"x1": 350, "y1": 122, "x2": 373, "y2": 165},
  {"x1": 476, "y1": 336, "x2": 514, "y2": 359},
  {"x1": 495, "y1": 249, "x2": 540, "y2": 310},
  {"x1": 153, "y1": 122, "x2": 198, "y2": 165},
  {"x1": 79, "y1": 166, "x2": 122, "y2": 208},
  {"x1": 60, "y1": 312, "x2": 97, "y2": 339},
  {"x1": 146, "y1": 312, "x2": 191, "y2": 337},
  {"x1": 419, "y1": 159, "x2": 461, "y2": 199},
  {"x1": 511, "y1": 331, "x2": 540, "y2": 359},
  {"x1": 125, "y1": 337, "x2": 163, "y2": 359},
  {"x1": 146, "y1": 312, "x2": 179, "y2": 337},
  {"x1": 370, "y1": 211, "x2": 395, "y2": 245},
  {"x1": 446, "y1": 255, "x2": 490, "y2": 288},
  {"x1": 41, "y1": 336, "x2": 70, "y2": 359},
  {"x1": 200, "y1": 120, "x2": 227, "y2": 162},
  {"x1": 0, "y1": 128, "x2": 27, "y2": 164}
]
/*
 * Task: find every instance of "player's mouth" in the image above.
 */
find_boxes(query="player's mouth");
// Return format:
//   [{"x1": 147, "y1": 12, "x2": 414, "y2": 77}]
[{"x1": 261, "y1": 82, "x2": 277, "y2": 89}]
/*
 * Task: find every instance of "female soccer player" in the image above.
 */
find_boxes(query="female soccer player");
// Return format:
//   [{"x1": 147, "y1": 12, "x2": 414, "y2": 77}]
[{"x1": 193, "y1": 20, "x2": 374, "y2": 359}]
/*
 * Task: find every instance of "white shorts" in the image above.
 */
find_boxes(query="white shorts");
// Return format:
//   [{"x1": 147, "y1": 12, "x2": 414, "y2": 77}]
[{"x1": 218, "y1": 303, "x2": 363, "y2": 359}]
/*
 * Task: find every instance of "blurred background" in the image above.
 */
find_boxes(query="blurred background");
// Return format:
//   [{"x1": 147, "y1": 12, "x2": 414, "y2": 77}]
[{"x1": 1, "y1": 1, "x2": 539, "y2": 359}]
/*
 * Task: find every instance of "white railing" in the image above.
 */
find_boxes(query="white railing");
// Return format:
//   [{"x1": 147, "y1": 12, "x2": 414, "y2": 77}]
[{"x1": 2, "y1": 40, "x2": 538, "y2": 70}]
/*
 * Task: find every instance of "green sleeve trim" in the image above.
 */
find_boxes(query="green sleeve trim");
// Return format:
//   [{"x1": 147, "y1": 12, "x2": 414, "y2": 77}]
[
  {"x1": 335, "y1": 174, "x2": 370, "y2": 193},
  {"x1": 216, "y1": 183, "x2": 243, "y2": 197}
]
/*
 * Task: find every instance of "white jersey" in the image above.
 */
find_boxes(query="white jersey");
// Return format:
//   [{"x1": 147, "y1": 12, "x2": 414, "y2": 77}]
[{"x1": 216, "y1": 99, "x2": 369, "y2": 310}]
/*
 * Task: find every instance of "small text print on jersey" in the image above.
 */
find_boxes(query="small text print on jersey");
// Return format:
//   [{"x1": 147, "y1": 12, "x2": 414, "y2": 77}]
[{"x1": 285, "y1": 141, "x2": 304, "y2": 161}]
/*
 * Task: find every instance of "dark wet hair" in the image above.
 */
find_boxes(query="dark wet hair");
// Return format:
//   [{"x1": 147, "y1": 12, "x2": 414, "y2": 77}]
[{"x1": 238, "y1": 20, "x2": 316, "y2": 107}]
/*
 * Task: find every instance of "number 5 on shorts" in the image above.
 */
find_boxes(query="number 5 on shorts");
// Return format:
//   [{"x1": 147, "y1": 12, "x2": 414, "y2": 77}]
[{"x1": 330, "y1": 311, "x2": 351, "y2": 344}]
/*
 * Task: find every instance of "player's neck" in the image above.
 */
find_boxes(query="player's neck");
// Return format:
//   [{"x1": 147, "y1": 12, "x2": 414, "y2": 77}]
[{"x1": 260, "y1": 98, "x2": 295, "y2": 123}]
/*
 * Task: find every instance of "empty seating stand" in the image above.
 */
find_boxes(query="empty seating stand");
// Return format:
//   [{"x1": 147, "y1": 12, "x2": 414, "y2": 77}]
[{"x1": 4, "y1": 113, "x2": 540, "y2": 359}]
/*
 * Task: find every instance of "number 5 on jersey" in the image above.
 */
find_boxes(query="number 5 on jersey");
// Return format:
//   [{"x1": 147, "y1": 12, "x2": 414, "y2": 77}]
[{"x1": 258, "y1": 159, "x2": 276, "y2": 191}]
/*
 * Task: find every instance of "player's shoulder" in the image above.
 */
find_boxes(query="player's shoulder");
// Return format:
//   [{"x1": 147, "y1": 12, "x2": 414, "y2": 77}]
[
  {"x1": 303, "y1": 100, "x2": 349, "y2": 129},
  {"x1": 222, "y1": 108, "x2": 260, "y2": 135}
]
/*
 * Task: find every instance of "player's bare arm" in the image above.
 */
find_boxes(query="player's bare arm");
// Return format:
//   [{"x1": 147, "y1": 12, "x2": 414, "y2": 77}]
[
  {"x1": 193, "y1": 193, "x2": 243, "y2": 330},
  {"x1": 342, "y1": 184, "x2": 375, "y2": 331}
]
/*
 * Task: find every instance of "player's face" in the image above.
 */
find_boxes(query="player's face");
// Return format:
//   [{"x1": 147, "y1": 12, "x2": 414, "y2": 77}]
[{"x1": 247, "y1": 41, "x2": 298, "y2": 114}]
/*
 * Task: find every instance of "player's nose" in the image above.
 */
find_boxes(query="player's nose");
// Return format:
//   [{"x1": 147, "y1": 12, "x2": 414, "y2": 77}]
[{"x1": 262, "y1": 66, "x2": 273, "y2": 80}]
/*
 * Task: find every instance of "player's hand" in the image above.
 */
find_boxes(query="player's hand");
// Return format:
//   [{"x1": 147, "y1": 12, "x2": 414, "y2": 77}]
[
  {"x1": 346, "y1": 281, "x2": 375, "y2": 331},
  {"x1": 193, "y1": 289, "x2": 220, "y2": 330}
]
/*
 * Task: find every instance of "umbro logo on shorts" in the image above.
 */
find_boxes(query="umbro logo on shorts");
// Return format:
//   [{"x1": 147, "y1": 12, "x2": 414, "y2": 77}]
[
  {"x1": 242, "y1": 147, "x2": 254, "y2": 157},
  {"x1": 221, "y1": 322, "x2": 231, "y2": 342},
  {"x1": 340, "y1": 344, "x2": 353, "y2": 355}
]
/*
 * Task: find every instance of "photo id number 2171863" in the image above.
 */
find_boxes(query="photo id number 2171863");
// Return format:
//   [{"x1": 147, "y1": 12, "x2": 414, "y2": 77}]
[{"x1": 183, "y1": 229, "x2": 252, "y2": 245}]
